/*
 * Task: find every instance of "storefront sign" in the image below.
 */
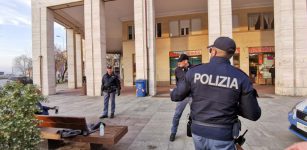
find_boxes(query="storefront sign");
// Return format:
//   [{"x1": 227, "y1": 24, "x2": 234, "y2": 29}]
[
  {"x1": 235, "y1": 48, "x2": 240, "y2": 53},
  {"x1": 248, "y1": 46, "x2": 275, "y2": 53},
  {"x1": 169, "y1": 50, "x2": 202, "y2": 57}
]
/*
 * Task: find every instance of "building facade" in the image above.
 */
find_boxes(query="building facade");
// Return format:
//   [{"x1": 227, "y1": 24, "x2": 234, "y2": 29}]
[{"x1": 31, "y1": 0, "x2": 307, "y2": 96}]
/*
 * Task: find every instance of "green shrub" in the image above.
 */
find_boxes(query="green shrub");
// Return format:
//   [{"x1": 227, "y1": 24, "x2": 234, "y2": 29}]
[{"x1": 0, "y1": 82, "x2": 46, "y2": 150}]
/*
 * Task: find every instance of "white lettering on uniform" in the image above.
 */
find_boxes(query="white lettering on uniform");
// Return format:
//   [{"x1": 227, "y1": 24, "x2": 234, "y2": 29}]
[
  {"x1": 229, "y1": 78, "x2": 239, "y2": 89},
  {"x1": 193, "y1": 73, "x2": 239, "y2": 90},
  {"x1": 208, "y1": 75, "x2": 216, "y2": 86},
  {"x1": 218, "y1": 76, "x2": 228, "y2": 87},
  {"x1": 227, "y1": 77, "x2": 231, "y2": 87},
  {"x1": 194, "y1": 73, "x2": 201, "y2": 83},
  {"x1": 201, "y1": 74, "x2": 209, "y2": 84}
]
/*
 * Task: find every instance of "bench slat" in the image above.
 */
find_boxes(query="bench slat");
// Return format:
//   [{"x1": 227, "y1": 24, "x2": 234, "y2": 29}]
[
  {"x1": 40, "y1": 126, "x2": 128, "y2": 145},
  {"x1": 35, "y1": 115, "x2": 88, "y2": 131}
]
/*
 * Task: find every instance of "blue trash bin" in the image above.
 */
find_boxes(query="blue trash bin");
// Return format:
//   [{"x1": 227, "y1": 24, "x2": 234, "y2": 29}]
[{"x1": 135, "y1": 80, "x2": 147, "y2": 97}]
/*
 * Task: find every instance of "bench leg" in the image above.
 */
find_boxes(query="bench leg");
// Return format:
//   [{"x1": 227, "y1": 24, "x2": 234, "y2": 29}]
[
  {"x1": 47, "y1": 139, "x2": 64, "y2": 149},
  {"x1": 90, "y1": 143, "x2": 104, "y2": 150}
]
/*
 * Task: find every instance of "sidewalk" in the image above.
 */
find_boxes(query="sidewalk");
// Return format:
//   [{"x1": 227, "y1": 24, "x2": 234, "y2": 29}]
[{"x1": 43, "y1": 90, "x2": 304, "y2": 150}]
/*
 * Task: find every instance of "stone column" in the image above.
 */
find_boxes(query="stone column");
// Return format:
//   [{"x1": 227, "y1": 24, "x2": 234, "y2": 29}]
[
  {"x1": 82, "y1": 38, "x2": 85, "y2": 76},
  {"x1": 274, "y1": 0, "x2": 307, "y2": 96},
  {"x1": 147, "y1": 0, "x2": 156, "y2": 96},
  {"x1": 208, "y1": 0, "x2": 232, "y2": 43},
  {"x1": 75, "y1": 33, "x2": 83, "y2": 88},
  {"x1": 84, "y1": 0, "x2": 107, "y2": 96},
  {"x1": 134, "y1": 0, "x2": 148, "y2": 82},
  {"x1": 67, "y1": 28, "x2": 76, "y2": 89},
  {"x1": 208, "y1": 0, "x2": 233, "y2": 63},
  {"x1": 32, "y1": 1, "x2": 56, "y2": 95}
]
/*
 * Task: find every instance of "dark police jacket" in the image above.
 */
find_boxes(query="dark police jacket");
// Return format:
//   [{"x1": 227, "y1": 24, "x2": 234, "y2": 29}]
[
  {"x1": 101, "y1": 72, "x2": 121, "y2": 93},
  {"x1": 171, "y1": 57, "x2": 261, "y2": 141},
  {"x1": 175, "y1": 63, "x2": 193, "y2": 86}
]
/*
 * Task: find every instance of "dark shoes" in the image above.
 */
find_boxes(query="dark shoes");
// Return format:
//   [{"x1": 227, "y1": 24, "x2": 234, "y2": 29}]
[
  {"x1": 99, "y1": 114, "x2": 114, "y2": 119},
  {"x1": 170, "y1": 133, "x2": 176, "y2": 142},
  {"x1": 110, "y1": 113, "x2": 114, "y2": 118},
  {"x1": 99, "y1": 115, "x2": 108, "y2": 119}
]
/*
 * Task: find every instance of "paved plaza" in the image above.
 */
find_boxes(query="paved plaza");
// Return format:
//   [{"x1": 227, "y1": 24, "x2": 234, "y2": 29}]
[{"x1": 41, "y1": 87, "x2": 305, "y2": 150}]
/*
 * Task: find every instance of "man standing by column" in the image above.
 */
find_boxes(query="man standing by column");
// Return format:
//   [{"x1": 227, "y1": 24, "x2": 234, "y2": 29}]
[
  {"x1": 170, "y1": 54, "x2": 193, "y2": 142},
  {"x1": 100, "y1": 65, "x2": 121, "y2": 119},
  {"x1": 171, "y1": 37, "x2": 261, "y2": 150}
]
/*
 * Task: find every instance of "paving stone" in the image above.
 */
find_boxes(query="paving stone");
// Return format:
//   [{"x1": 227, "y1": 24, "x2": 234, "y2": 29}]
[{"x1": 42, "y1": 93, "x2": 304, "y2": 149}]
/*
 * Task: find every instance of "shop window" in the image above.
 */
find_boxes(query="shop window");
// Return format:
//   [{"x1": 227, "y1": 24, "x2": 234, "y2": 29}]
[
  {"x1": 191, "y1": 18, "x2": 202, "y2": 35},
  {"x1": 128, "y1": 25, "x2": 135, "y2": 40},
  {"x1": 156, "y1": 23, "x2": 162, "y2": 38},
  {"x1": 248, "y1": 13, "x2": 274, "y2": 31},
  {"x1": 180, "y1": 20, "x2": 190, "y2": 36},
  {"x1": 169, "y1": 21, "x2": 179, "y2": 37},
  {"x1": 249, "y1": 52, "x2": 275, "y2": 85}
]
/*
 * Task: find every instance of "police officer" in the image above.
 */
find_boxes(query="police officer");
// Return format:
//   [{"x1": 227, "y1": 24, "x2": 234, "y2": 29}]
[
  {"x1": 171, "y1": 37, "x2": 261, "y2": 150},
  {"x1": 170, "y1": 54, "x2": 193, "y2": 142},
  {"x1": 100, "y1": 65, "x2": 121, "y2": 119}
]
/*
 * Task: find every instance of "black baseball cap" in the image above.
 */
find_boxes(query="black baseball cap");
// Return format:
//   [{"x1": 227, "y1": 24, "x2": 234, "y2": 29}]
[
  {"x1": 207, "y1": 37, "x2": 236, "y2": 53},
  {"x1": 107, "y1": 65, "x2": 112, "y2": 69},
  {"x1": 177, "y1": 54, "x2": 189, "y2": 62}
]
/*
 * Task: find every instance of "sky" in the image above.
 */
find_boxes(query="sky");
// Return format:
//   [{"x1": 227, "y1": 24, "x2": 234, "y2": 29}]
[{"x1": 0, "y1": 0, "x2": 66, "y2": 74}]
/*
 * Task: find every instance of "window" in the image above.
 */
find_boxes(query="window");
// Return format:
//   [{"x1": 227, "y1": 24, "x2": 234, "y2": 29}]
[
  {"x1": 248, "y1": 13, "x2": 274, "y2": 31},
  {"x1": 169, "y1": 21, "x2": 179, "y2": 37},
  {"x1": 191, "y1": 18, "x2": 202, "y2": 35},
  {"x1": 232, "y1": 15, "x2": 240, "y2": 31},
  {"x1": 156, "y1": 23, "x2": 162, "y2": 38},
  {"x1": 180, "y1": 20, "x2": 190, "y2": 36},
  {"x1": 128, "y1": 25, "x2": 135, "y2": 40},
  {"x1": 263, "y1": 13, "x2": 274, "y2": 30}
]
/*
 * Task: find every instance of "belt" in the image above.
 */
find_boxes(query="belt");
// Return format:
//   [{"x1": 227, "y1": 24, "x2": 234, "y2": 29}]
[{"x1": 192, "y1": 120, "x2": 233, "y2": 129}]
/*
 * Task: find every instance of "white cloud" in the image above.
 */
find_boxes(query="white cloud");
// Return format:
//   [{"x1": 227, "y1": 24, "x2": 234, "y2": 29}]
[
  {"x1": 16, "y1": 0, "x2": 31, "y2": 7},
  {"x1": 0, "y1": 0, "x2": 31, "y2": 26}
]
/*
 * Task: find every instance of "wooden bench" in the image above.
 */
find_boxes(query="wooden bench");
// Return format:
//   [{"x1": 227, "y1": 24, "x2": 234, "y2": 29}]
[{"x1": 35, "y1": 115, "x2": 128, "y2": 150}]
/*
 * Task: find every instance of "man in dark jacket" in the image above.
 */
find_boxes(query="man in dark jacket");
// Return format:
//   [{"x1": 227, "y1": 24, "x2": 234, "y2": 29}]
[
  {"x1": 100, "y1": 65, "x2": 121, "y2": 119},
  {"x1": 170, "y1": 54, "x2": 193, "y2": 142},
  {"x1": 171, "y1": 37, "x2": 261, "y2": 150},
  {"x1": 269, "y1": 63, "x2": 275, "y2": 85}
]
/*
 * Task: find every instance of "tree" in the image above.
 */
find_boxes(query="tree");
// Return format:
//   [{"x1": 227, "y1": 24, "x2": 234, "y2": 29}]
[
  {"x1": 54, "y1": 46, "x2": 67, "y2": 82},
  {"x1": 13, "y1": 55, "x2": 32, "y2": 77}
]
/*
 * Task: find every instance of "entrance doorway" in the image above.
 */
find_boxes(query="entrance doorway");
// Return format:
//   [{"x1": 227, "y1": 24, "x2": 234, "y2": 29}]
[{"x1": 248, "y1": 47, "x2": 275, "y2": 85}]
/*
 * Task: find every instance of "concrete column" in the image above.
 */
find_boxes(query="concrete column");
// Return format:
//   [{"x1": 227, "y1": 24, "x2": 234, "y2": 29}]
[
  {"x1": 147, "y1": 0, "x2": 156, "y2": 96},
  {"x1": 134, "y1": 0, "x2": 148, "y2": 81},
  {"x1": 274, "y1": 0, "x2": 307, "y2": 96},
  {"x1": 208, "y1": 0, "x2": 233, "y2": 63},
  {"x1": 82, "y1": 38, "x2": 85, "y2": 76},
  {"x1": 208, "y1": 0, "x2": 233, "y2": 44},
  {"x1": 67, "y1": 29, "x2": 76, "y2": 89},
  {"x1": 75, "y1": 33, "x2": 83, "y2": 88},
  {"x1": 32, "y1": 1, "x2": 56, "y2": 95},
  {"x1": 84, "y1": 0, "x2": 107, "y2": 96}
]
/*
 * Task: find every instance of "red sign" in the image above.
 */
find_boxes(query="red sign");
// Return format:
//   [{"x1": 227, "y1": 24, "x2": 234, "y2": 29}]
[
  {"x1": 248, "y1": 46, "x2": 275, "y2": 53},
  {"x1": 235, "y1": 48, "x2": 240, "y2": 54},
  {"x1": 169, "y1": 50, "x2": 202, "y2": 58}
]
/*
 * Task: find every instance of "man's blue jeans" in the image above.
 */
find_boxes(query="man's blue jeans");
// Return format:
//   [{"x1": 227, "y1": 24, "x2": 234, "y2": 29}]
[
  {"x1": 171, "y1": 97, "x2": 192, "y2": 134},
  {"x1": 192, "y1": 133, "x2": 236, "y2": 150},
  {"x1": 103, "y1": 92, "x2": 116, "y2": 116}
]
